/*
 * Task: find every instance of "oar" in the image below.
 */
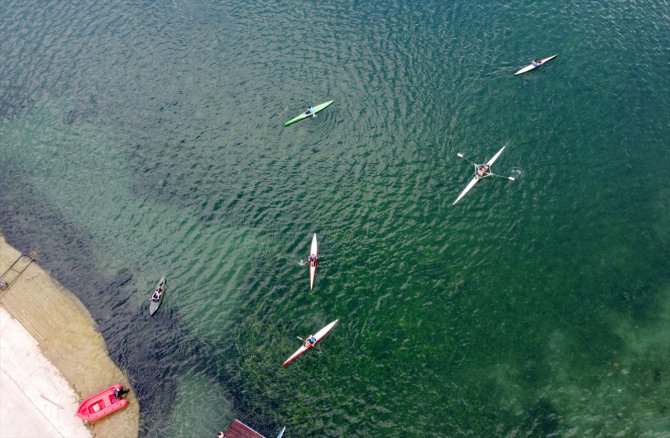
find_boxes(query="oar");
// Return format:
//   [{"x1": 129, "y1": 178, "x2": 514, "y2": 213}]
[
  {"x1": 457, "y1": 153, "x2": 482, "y2": 172},
  {"x1": 487, "y1": 171, "x2": 515, "y2": 181}
]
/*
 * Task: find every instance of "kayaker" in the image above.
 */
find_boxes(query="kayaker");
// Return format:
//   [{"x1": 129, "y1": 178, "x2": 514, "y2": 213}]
[
  {"x1": 308, "y1": 254, "x2": 317, "y2": 267},
  {"x1": 532, "y1": 59, "x2": 542, "y2": 67},
  {"x1": 305, "y1": 106, "x2": 313, "y2": 116},
  {"x1": 151, "y1": 290, "x2": 161, "y2": 302},
  {"x1": 303, "y1": 335, "x2": 317, "y2": 348}
]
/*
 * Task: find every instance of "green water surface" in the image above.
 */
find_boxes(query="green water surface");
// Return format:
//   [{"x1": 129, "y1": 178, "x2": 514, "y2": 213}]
[{"x1": 1, "y1": 0, "x2": 669, "y2": 436}]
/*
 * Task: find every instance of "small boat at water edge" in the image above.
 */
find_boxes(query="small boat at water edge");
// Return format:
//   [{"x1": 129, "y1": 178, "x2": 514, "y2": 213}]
[{"x1": 76, "y1": 384, "x2": 128, "y2": 422}]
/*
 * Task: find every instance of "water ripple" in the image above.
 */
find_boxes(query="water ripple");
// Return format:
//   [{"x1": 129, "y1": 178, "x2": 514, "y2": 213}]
[{"x1": 2, "y1": 0, "x2": 670, "y2": 436}]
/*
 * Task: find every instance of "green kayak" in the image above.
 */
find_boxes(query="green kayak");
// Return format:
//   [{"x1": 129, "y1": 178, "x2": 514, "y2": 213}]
[{"x1": 284, "y1": 100, "x2": 333, "y2": 126}]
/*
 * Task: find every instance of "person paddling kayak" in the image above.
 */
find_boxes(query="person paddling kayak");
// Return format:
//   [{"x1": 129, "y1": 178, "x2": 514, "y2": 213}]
[
  {"x1": 151, "y1": 288, "x2": 162, "y2": 302},
  {"x1": 514, "y1": 55, "x2": 557, "y2": 76},
  {"x1": 304, "y1": 106, "x2": 313, "y2": 116},
  {"x1": 308, "y1": 253, "x2": 317, "y2": 267},
  {"x1": 303, "y1": 335, "x2": 317, "y2": 348}
]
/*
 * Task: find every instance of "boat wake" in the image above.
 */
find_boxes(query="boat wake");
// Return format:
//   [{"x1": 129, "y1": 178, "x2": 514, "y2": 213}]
[
  {"x1": 297, "y1": 260, "x2": 306, "y2": 267},
  {"x1": 509, "y1": 167, "x2": 524, "y2": 179}
]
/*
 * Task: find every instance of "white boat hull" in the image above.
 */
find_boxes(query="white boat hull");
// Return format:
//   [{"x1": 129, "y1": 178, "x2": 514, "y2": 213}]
[
  {"x1": 453, "y1": 146, "x2": 506, "y2": 205},
  {"x1": 514, "y1": 54, "x2": 558, "y2": 76},
  {"x1": 149, "y1": 277, "x2": 165, "y2": 316}
]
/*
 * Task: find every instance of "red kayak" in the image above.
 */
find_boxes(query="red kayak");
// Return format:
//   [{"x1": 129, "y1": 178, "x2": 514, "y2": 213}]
[
  {"x1": 282, "y1": 320, "x2": 339, "y2": 367},
  {"x1": 76, "y1": 384, "x2": 128, "y2": 421}
]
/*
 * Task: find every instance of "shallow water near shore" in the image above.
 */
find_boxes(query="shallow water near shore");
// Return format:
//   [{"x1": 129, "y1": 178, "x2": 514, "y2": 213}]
[{"x1": 1, "y1": 0, "x2": 669, "y2": 436}]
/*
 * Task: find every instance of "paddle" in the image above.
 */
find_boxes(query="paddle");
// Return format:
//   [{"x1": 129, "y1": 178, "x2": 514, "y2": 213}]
[
  {"x1": 487, "y1": 171, "x2": 515, "y2": 181},
  {"x1": 456, "y1": 152, "x2": 479, "y2": 168}
]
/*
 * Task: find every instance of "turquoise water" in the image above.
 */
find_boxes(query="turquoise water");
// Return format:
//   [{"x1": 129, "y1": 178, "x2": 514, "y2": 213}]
[{"x1": 1, "y1": 0, "x2": 669, "y2": 436}]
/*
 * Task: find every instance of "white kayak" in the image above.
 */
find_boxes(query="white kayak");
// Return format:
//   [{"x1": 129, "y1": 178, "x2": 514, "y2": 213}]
[
  {"x1": 514, "y1": 54, "x2": 558, "y2": 76},
  {"x1": 282, "y1": 319, "x2": 339, "y2": 367},
  {"x1": 453, "y1": 146, "x2": 507, "y2": 205},
  {"x1": 309, "y1": 233, "x2": 318, "y2": 290}
]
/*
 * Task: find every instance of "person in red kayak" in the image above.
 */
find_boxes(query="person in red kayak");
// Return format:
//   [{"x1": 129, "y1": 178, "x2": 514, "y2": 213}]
[
  {"x1": 476, "y1": 164, "x2": 490, "y2": 178},
  {"x1": 303, "y1": 335, "x2": 317, "y2": 348},
  {"x1": 308, "y1": 253, "x2": 317, "y2": 267}
]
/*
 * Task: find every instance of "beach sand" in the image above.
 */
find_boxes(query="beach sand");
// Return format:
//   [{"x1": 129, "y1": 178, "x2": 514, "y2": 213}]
[{"x1": 0, "y1": 234, "x2": 139, "y2": 437}]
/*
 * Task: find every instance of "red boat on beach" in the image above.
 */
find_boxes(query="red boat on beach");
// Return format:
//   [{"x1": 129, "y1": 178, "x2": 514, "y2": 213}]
[{"x1": 76, "y1": 384, "x2": 128, "y2": 421}]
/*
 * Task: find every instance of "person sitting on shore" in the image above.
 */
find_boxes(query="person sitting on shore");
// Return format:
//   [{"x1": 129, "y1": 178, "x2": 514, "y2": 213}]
[{"x1": 113, "y1": 386, "x2": 127, "y2": 400}]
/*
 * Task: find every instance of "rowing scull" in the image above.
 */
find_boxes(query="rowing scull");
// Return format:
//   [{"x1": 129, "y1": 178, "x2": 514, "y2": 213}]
[{"x1": 453, "y1": 146, "x2": 510, "y2": 205}]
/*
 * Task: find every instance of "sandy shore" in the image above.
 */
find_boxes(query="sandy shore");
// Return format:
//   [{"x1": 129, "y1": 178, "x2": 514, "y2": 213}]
[
  {"x1": 1, "y1": 306, "x2": 91, "y2": 437},
  {"x1": 0, "y1": 234, "x2": 139, "y2": 437}
]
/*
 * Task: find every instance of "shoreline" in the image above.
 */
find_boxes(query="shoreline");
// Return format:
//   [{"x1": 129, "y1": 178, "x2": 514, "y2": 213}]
[{"x1": 0, "y1": 234, "x2": 140, "y2": 437}]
